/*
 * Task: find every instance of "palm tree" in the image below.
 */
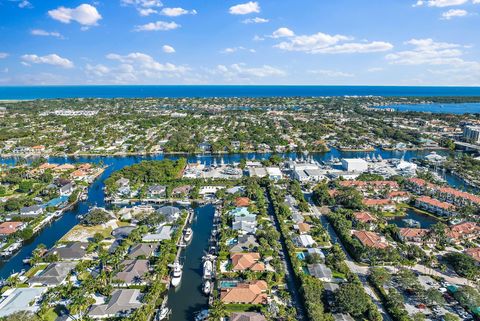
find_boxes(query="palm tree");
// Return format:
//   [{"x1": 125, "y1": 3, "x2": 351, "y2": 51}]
[{"x1": 209, "y1": 300, "x2": 227, "y2": 321}]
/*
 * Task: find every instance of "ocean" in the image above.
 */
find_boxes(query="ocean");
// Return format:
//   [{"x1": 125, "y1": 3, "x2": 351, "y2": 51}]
[{"x1": 1, "y1": 85, "x2": 480, "y2": 100}]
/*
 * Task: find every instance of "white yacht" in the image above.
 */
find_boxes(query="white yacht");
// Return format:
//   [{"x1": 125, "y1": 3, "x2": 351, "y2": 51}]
[
  {"x1": 183, "y1": 228, "x2": 193, "y2": 243},
  {"x1": 203, "y1": 280, "x2": 211, "y2": 295},
  {"x1": 203, "y1": 260, "x2": 213, "y2": 280},
  {"x1": 156, "y1": 307, "x2": 171, "y2": 320},
  {"x1": 171, "y1": 261, "x2": 183, "y2": 287}
]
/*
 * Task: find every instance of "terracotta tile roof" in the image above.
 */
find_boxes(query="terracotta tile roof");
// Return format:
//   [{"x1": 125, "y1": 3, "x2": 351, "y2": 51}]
[
  {"x1": 0, "y1": 222, "x2": 24, "y2": 235},
  {"x1": 71, "y1": 170, "x2": 88, "y2": 177},
  {"x1": 339, "y1": 180, "x2": 399, "y2": 189},
  {"x1": 439, "y1": 187, "x2": 480, "y2": 205},
  {"x1": 352, "y1": 230, "x2": 388, "y2": 249},
  {"x1": 388, "y1": 191, "x2": 410, "y2": 198},
  {"x1": 363, "y1": 199, "x2": 393, "y2": 206},
  {"x1": 231, "y1": 253, "x2": 265, "y2": 272},
  {"x1": 399, "y1": 228, "x2": 428, "y2": 239},
  {"x1": 230, "y1": 312, "x2": 267, "y2": 321},
  {"x1": 297, "y1": 222, "x2": 311, "y2": 233},
  {"x1": 416, "y1": 196, "x2": 456, "y2": 211},
  {"x1": 38, "y1": 163, "x2": 57, "y2": 170},
  {"x1": 353, "y1": 211, "x2": 377, "y2": 223},
  {"x1": 235, "y1": 197, "x2": 251, "y2": 207},
  {"x1": 466, "y1": 248, "x2": 480, "y2": 262},
  {"x1": 55, "y1": 164, "x2": 75, "y2": 171},
  {"x1": 220, "y1": 280, "x2": 268, "y2": 304},
  {"x1": 451, "y1": 222, "x2": 480, "y2": 235}
]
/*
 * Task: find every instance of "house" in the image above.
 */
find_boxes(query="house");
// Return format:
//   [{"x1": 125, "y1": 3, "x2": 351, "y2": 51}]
[
  {"x1": 20, "y1": 205, "x2": 44, "y2": 216},
  {"x1": 116, "y1": 178, "x2": 130, "y2": 188},
  {"x1": 232, "y1": 218, "x2": 257, "y2": 234},
  {"x1": 353, "y1": 212, "x2": 377, "y2": 225},
  {"x1": 0, "y1": 287, "x2": 47, "y2": 317},
  {"x1": 295, "y1": 235, "x2": 316, "y2": 248},
  {"x1": 231, "y1": 253, "x2": 265, "y2": 272},
  {"x1": 114, "y1": 259, "x2": 149, "y2": 286},
  {"x1": 294, "y1": 222, "x2": 311, "y2": 234},
  {"x1": 55, "y1": 164, "x2": 75, "y2": 172},
  {"x1": 230, "y1": 235, "x2": 260, "y2": 253},
  {"x1": 341, "y1": 159, "x2": 368, "y2": 172},
  {"x1": 220, "y1": 280, "x2": 268, "y2": 304},
  {"x1": 235, "y1": 197, "x2": 251, "y2": 207},
  {"x1": 447, "y1": 222, "x2": 480, "y2": 242},
  {"x1": 147, "y1": 185, "x2": 166, "y2": 198},
  {"x1": 142, "y1": 226, "x2": 173, "y2": 242},
  {"x1": 388, "y1": 191, "x2": 410, "y2": 203},
  {"x1": 28, "y1": 262, "x2": 77, "y2": 287},
  {"x1": 0, "y1": 222, "x2": 25, "y2": 236},
  {"x1": 352, "y1": 230, "x2": 388, "y2": 249},
  {"x1": 415, "y1": 196, "x2": 456, "y2": 217},
  {"x1": 362, "y1": 199, "x2": 396, "y2": 212},
  {"x1": 266, "y1": 167, "x2": 282, "y2": 180},
  {"x1": 112, "y1": 226, "x2": 136, "y2": 239},
  {"x1": 49, "y1": 242, "x2": 88, "y2": 260},
  {"x1": 465, "y1": 248, "x2": 480, "y2": 264},
  {"x1": 199, "y1": 185, "x2": 225, "y2": 195},
  {"x1": 398, "y1": 228, "x2": 429, "y2": 243},
  {"x1": 88, "y1": 289, "x2": 143, "y2": 319},
  {"x1": 230, "y1": 312, "x2": 267, "y2": 321},
  {"x1": 59, "y1": 182, "x2": 75, "y2": 196},
  {"x1": 307, "y1": 263, "x2": 333, "y2": 282},
  {"x1": 171, "y1": 185, "x2": 191, "y2": 197},
  {"x1": 156, "y1": 206, "x2": 181, "y2": 223},
  {"x1": 128, "y1": 243, "x2": 158, "y2": 259}
]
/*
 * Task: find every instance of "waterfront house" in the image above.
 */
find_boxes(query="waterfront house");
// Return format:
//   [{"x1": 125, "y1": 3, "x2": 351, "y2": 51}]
[
  {"x1": 28, "y1": 262, "x2": 77, "y2": 287},
  {"x1": 112, "y1": 226, "x2": 136, "y2": 239},
  {"x1": 235, "y1": 197, "x2": 251, "y2": 207},
  {"x1": 114, "y1": 259, "x2": 149, "y2": 286},
  {"x1": 128, "y1": 243, "x2": 158, "y2": 259},
  {"x1": 0, "y1": 222, "x2": 25, "y2": 236},
  {"x1": 362, "y1": 199, "x2": 396, "y2": 212},
  {"x1": 352, "y1": 230, "x2": 388, "y2": 249},
  {"x1": 294, "y1": 222, "x2": 311, "y2": 234},
  {"x1": 88, "y1": 289, "x2": 143, "y2": 319},
  {"x1": 398, "y1": 228, "x2": 429, "y2": 243},
  {"x1": 353, "y1": 211, "x2": 377, "y2": 230},
  {"x1": 49, "y1": 242, "x2": 88, "y2": 261},
  {"x1": 59, "y1": 182, "x2": 75, "y2": 196},
  {"x1": 447, "y1": 222, "x2": 480, "y2": 242},
  {"x1": 266, "y1": 167, "x2": 282, "y2": 180},
  {"x1": 20, "y1": 205, "x2": 44, "y2": 216},
  {"x1": 230, "y1": 235, "x2": 260, "y2": 253},
  {"x1": 0, "y1": 287, "x2": 47, "y2": 318},
  {"x1": 230, "y1": 253, "x2": 265, "y2": 272},
  {"x1": 142, "y1": 226, "x2": 173, "y2": 242},
  {"x1": 220, "y1": 280, "x2": 268, "y2": 305},
  {"x1": 388, "y1": 191, "x2": 410, "y2": 203},
  {"x1": 55, "y1": 164, "x2": 75, "y2": 172},
  {"x1": 230, "y1": 312, "x2": 267, "y2": 321},
  {"x1": 171, "y1": 185, "x2": 191, "y2": 197},
  {"x1": 307, "y1": 263, "x2": 333, "y2": 282},
  {"x1": 415, "y1": 196, "x2": 456, "y2": 217},
  {"x1": 156, "y1": 206, "x2": 181, "y2": 223},
  {"x1": 147, "y1": 185, "x2": 166, "y2": 198}
]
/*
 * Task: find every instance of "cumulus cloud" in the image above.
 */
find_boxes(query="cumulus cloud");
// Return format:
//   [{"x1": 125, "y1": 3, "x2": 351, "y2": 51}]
[
  {"x1": 134, "y1": 21, "x2": 180, "y2": 31},
  {"x1": 121, "y1": 0, "x2": 163, "y2": 15},
  {"x1": 273, "y1": 29, "x2": 393, "y2": 54},
  {"x1": 161, "y1": 7, "x2": 197, "y2": 16},
  {"x1": 442, "y1": 9, "x2": 468, "y2": 19},
  {"x1": 31, "y1": 29, "x2": 63, "y2": 38},
  {"x1": 213, "y1": 63, "x2": 285, "y2": 80},
  {"x1": 48, "y1": 4, "x2": 102, "y2": 27},
  {"x1": 386, "y1": 38, "x2": 464, "y2": 65},
  {"x1": 221, "y1": 47, "x2": 256, "y2": 54},
  {"x1": 272, "y1": 27, "x2": 295, "y2": 38},
  {"x1": 229, "y1": 1, "x2": 260, "y2": 15},
  {"x1": 162, "y1": 45, "x2": 176, "y2": 53},
  {"x1": 413, "y1": 0, "x2": 469, "y2": 6},
  {"x1": 0, "y1": 53, "x2": 8, "y2": 59},
  {"x1": 242, "y1": 17, "x2": 269, "y2": 24},
  {"x1": 106, "y1": 52, "x2": 188, "y2": 73},
  {"x1": 21, "y1": 54, "x2": 74, "y2": 68}
]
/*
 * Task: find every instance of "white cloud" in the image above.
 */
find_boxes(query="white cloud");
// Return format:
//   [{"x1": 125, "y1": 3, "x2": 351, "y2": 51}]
[
  {"x1": 414, "y1": 0, "x2": 469, "y2": 6},
  {"x1": 386, "y1": 38, "x2": 463, "y2": 65},
  {"x1": 121, "y1": 0, "x2": 162, "y2": 15},
  {"x1": 221, "y1": 47, "x2": 256, "y2": 54},
  {"x1": 161, "y1": 7, "x2": 197, "y2": 16},
  {"x1": 242, "y1": 17, "x2": 269, "y2": 24},
  {"x1": 134, "y1": 21, "x2": 180, "y2": 31},
  {"x1": 48, "y1": 4, "x2": 102, "y2": 27},
  {"x1": 442, "y1": 9, "x2": 468, "y2": 19},
  {"x1": 139, "y1": 8, "x2": 158, "y2": 16},
  {"x1": 0, "y1": 53, "x2": 8, "y2": 59},
  {"x1": 21, "y1": 54, "x2": 74, "y2": 68},
  {"x1": 85, "y1": 64, "x2": 110, "y2": 76},
  {"x1": 31, "y1": 29, "x2": 63, "y2": 38},
  {"x1": 214, "y1": 63, "x2": 285, "y2": 80},
  {"x1": 367, "y1": 67, "x2": 384, "y2": 72},
  {"x1": 309, "y1": 70, "x2": 354, "y2": 77},
  {"x1": 162, "y1": 45, "x2": 176, "y2": 53},
  {"x1": 272, "y1": 27, "x2": 295, "y2": 38},
  {"x1": 106, "y1": 52, "x2": 188, "y2": 73},
  {"x1": 18, "y1": 0, "x2": 32, "y2": 8},
  {"x1": 273, "y1": 29, "x2": 393, "y2": 54},
  {"x1": 229, "y1": 2, "x2": 260, "y2": 15}
]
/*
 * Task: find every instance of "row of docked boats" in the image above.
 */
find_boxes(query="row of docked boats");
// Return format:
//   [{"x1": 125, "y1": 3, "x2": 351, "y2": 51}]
[{"x1": 202, "y1": 254, "x2": 216, "y2": 295}]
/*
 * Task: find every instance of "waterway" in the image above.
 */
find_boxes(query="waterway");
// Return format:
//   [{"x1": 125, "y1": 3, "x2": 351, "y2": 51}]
[
  {"x1": 0, "y1": 148, "x2": 468, "y2": 279},
  {"x1": 166, "y1": 204, "x2": 214, "y2": 321},
  {"x1": 389, "y1": 208, "x2": 439, "y2": 229},
  {"x1": 374, "y1": 102, "x2": 480, "y2": 114}
]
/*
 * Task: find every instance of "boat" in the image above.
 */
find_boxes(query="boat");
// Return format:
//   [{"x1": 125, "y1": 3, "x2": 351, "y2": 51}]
[
  {"x1": 183, "y1": 228, "x2": 193, "y2": 243},
  {"x1": 203, "y1": 280, "x2": 211, "y2": 295},
  {"x1": 176, "y1": 200, "x2": 191, "y2": 206},
  {"x1": 203, "y1": 260, "x2": 213, "y2": 279},
  {"x1": 194, "y1": 310, "x2": 209, "y2": 321},
  {"x1": 156, "y1": 307, "x2": 171, "y2": 320},
  {"x1": 171, "y1": 261, "x2": 183, "y2": 287}
]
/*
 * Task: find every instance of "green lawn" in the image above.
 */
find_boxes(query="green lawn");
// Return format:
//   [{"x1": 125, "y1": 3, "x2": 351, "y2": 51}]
[
  {"x1": 225, "y1": 304, "x2": 261, "y2": 313},
  {"x1": 25, "y1": 263, "x2": 48, "y2": 278}
]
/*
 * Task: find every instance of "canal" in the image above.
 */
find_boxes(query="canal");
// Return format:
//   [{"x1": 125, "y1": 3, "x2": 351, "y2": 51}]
[{"x1": 166, "y1": 204, "x2": 214, "y2": 321}]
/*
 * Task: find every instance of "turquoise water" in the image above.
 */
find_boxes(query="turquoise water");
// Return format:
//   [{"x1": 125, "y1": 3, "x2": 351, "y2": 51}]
[
  {"x1": 296, "y1": 252, "x2": 306, "y2": 261},
  {"x1": 1, "y1": 85, "x2": 480, "y2": 99},
  {"x1": 44, "y1": 195, "x2": 69, "y2": 208},
  {"x1": 219, "y1": 280, "x2": 239, "y2": 288},
  {"x1": 376, "y1": 103, "x2": 480, "y2": 114}
]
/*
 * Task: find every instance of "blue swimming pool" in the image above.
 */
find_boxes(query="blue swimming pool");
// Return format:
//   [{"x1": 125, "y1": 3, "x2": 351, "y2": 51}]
[
  {"x1": 219, "y1": 280, "x2": 239, "y2": 288},
  {"x1": 296, "y1": 252, "x2": 306, "y2": 260}
]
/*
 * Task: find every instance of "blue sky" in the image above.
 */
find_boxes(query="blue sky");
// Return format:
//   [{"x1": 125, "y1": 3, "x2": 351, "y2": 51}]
[{"x1": 0, "y1": 0, "x2": 479, "y2": 85}]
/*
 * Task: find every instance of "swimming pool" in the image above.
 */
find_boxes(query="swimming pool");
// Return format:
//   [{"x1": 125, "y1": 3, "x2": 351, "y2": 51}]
[
  {"x1": 219, "y1": 280, "x2": 239, "y2": 288},
  {"x1": 296, "y1": 252, "x2": 306, "y2": 260}
]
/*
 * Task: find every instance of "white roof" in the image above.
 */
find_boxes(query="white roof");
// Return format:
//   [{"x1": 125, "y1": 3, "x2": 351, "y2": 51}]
[
  {"x1": 0, "y1": 287, "x2": 47, "y2": 317},
  {"x1": 266, "y1": 167, "x2": 282, "y2": 176}
]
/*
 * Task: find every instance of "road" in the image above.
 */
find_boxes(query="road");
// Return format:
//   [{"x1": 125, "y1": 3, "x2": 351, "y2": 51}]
[
  {"x1": 266, "y1": 192, "x2": 308, "y2": 321},
  {"x1": 306, "y1": 196, "x2": 392, "y2": 321}
]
